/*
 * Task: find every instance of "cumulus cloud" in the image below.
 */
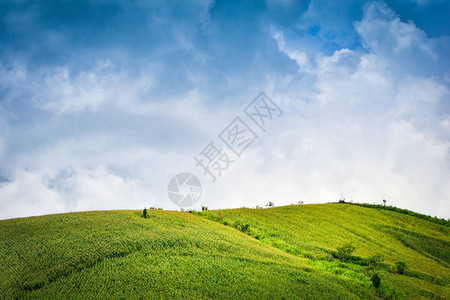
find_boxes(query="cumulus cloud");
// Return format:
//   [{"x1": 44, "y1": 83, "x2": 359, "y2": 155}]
[
  {"x1": 0, "y1": 171, "x2": 64, "y2": 219},
  {"x1": 0, "y1": 166, "x2": 159, "y2": 219},
  {"x1": 273, "y1": 31, "x2": 313, "y2": 73},
  {"x1": 355, "y1": 1, "x2": 450, "y2": 78},
  {"x1": 0, "y1": 0, "x2": 449, "y2": 219}
]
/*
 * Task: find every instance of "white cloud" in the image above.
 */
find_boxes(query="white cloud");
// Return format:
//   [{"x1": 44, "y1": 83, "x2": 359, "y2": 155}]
[
  {"x1": 0, "y1": 166, "x2": 159, "y2": 220},
  {"x1": 202, "y1": 70, "x2": 450, "y2": 217},
  {"x1": 273, "y1": 31, "x2": 313, "y2": 73},
  {"x1": 51, "y1": 166, "x2": 155, "y2": 212},
  {"x1": 31, "y1": 63, "x2": 155, "y2": 114},
  {"x1": 355, "y1": 1, "x2": 437, "y2": 58},
  {"x1": 0, "y1": 0, "x2": 449, "y2": 220},
  {"x1": 0, "y1": 171, "x2": 64, "y2": 219}
]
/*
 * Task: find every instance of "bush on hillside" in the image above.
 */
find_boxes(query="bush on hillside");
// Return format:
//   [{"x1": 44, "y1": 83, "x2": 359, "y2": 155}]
[
  {"x1": 395, "y1": 260, "x2": 408, "y2": 275},
  {"x1": 233, "y1": 220, "x2": 250, "y2": 233},
  {"x1": 143, "y1": 208, "x2": 148, "y2": 219},
  {"x1": 336, "y1": 243, "x2": 356, "y2": 261},
  {"x1": 371, "y1": 273, "x2": 381, "y2": 288}
]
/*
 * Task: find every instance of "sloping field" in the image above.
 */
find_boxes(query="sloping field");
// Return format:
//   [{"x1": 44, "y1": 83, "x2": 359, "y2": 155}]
[
  {"x1": 0, "y1": 209, "x2": 373, "y2": 299},
  {"x1": 200, "y1": 203, "x2": 450, "y2": 299},
  {"x1": 0, "y1": 203, "x2": 448, "y2": 299}
]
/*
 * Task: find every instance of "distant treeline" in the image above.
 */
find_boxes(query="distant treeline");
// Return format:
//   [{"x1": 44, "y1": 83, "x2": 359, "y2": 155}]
[{"x1": 336, "y1": 201, "x2": 449, "y2": 227}]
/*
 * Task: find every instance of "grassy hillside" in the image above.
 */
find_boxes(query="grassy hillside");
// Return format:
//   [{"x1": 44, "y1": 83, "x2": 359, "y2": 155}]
[
  {"x1": 199, "y1": 203, "x2": 450, "y2": 299},
  {"x1": 0, "y1": 204, "x2": 448, "y2": 299}
]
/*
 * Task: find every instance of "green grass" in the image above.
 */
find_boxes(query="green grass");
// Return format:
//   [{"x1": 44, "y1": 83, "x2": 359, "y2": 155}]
[
  {"x1": 345, "y1": 202, "x2": 449, "y2": 227},
  {"x1": 0, "y1": 204, "x2": 448, "y2": 299},
  {"x1": 199, "y1": 203, "x2": 450, "y2": 299}
]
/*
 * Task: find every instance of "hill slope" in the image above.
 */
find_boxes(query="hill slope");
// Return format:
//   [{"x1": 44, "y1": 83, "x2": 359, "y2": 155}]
[
  {"x1": 0, "y1": 204, "x2": 448, "y2": 299},
  {"x1": 200, "y1": 203, "x2": 449, "y2": 299}
]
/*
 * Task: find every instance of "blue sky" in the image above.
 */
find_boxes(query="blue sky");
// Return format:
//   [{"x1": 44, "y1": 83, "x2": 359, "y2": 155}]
[{"x1": 0, "y1": 0, "x2": 449, "y2": 219}]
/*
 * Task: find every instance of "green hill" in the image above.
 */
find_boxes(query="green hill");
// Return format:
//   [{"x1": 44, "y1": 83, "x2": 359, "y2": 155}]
[{"x1": 0, "y1": 204, "x2": 448, "y2": 299}]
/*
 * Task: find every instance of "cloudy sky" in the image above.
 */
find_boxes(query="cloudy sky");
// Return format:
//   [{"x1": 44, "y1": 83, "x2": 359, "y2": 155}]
[{"x1": 0, "y1": 0, "x2": 449, "y2": 220}]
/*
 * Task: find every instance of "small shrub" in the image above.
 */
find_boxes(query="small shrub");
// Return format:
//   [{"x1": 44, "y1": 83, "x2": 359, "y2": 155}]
[
  {"x1": 371, "y1": 273, "x2": 381, "y2": 288},
  {"x1": 233, "y1": 220, "x2": 250, "y2": 233},
  {"x1": 266, "y1": 202, "x2": 274, "y2": 207},
  {"x1": 201, "y1": 206, "x2": 208, "y2": 211},
  {"x1": 336, "y1": 243, "x2": 356, "y2": 261},
  {"x1": 143, "y1": 208, "x2": 148, "y2": 219},
  {"x1": 395, "y1": 260, "x2": 408, "y2": 275}
]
